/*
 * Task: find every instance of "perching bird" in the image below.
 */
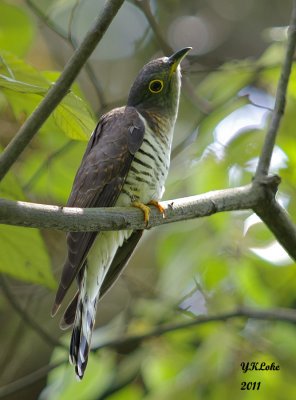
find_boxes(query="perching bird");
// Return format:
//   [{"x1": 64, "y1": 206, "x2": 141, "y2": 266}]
[{"x1": 51, "y1": 47, "x2": 191, "y2": 379}]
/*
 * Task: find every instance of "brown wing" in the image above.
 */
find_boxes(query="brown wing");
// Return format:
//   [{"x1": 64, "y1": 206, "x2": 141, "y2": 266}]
[{"x1": 52, "y1": 106, "x2": 145, "y2": 316}]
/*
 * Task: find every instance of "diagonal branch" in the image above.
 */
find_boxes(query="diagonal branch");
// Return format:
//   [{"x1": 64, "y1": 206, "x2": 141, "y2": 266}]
[
  {"x1": 0, "y1": 360, "x2": 65, "y2": 399},
  {"x1": 253, "y1": 190, "x2": 296, "y2": 259},
  {"x1": 0, "y1": 0, "x2": 125, "y2": 181},
  {"x1": 26, "y1": 0, "x2": 107, "y2": 108},
  {"x1": 255, "y1": 0, "x2": 296, "y2": 178}
]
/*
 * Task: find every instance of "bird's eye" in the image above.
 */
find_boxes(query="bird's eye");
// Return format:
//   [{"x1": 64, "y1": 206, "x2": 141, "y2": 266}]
[{"x1": 149, "y1": 79, "x2": 164, "y2": 93}]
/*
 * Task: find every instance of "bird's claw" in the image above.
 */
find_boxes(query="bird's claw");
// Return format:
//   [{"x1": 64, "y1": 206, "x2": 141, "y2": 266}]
[{"x1": 132, "y1": 200, "x2": 165, "y2": 227}]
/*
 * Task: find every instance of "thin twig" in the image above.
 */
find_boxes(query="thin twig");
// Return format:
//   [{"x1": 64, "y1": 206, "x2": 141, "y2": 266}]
[
  {"x1": 26, "y1": 0, "x2": 107, "y2": 107},
  {"x1": 134, "y1": 0, "x2": 211, "y2": 113},
  {"x1": 171, "y1": 122, "x2": 199, "y2": 160},
  {"x1": 67, "y1": 0, "x2": 81, "y2": 45},
  {"x1": 134, "y1": 0, "x2": 173, "y2": 54},
  {"x1": 255, "y1": 0, "x2": 296, "y2": 178},
  {"x1": 92, "y1": 306, "x2": 296, "y2": 352},
  {"x1": 0, "y1": 0, "x2": 125, "y2": 181},
  {"x1": 27, "y1": 0, "x2": 68, "y2": 39},
  {"x1": 0, "y1": 275, "x2": 65, "y2": 349},
  {"x1": 0, "y1": 360, "x2": 65, "y2": 398}
]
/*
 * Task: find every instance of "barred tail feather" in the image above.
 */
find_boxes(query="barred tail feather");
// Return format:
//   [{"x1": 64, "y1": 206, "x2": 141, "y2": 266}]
[
  {"x1": 69, "y1": 276, "x2": 98, "y2": 380},
  {"x1": 65, "y1": 230, "x2": 138, "y2": 379}
]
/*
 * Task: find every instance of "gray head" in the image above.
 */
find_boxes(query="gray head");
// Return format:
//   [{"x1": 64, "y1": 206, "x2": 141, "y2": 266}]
[{"x1": 127, "y1": 48, "x2": 191, "y2": 119}]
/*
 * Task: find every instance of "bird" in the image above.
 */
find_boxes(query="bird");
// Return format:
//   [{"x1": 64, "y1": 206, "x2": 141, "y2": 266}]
[{"x1": 51, "y1": 47, "x2": 191, "y2": 379}]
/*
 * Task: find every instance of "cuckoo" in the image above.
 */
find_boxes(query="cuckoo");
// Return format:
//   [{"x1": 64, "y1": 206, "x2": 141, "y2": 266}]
[{"x1": 52, "y1": 47, "x2": 191, "y2": 379}]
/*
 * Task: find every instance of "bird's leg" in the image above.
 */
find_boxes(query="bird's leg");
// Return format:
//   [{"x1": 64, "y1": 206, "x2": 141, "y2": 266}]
[
  {"x1": 132, "y1": 201, "x2": 151, "y2": 226},
  {"x1": 132, "y1": 200, "x2": 165, "y2": 226}
]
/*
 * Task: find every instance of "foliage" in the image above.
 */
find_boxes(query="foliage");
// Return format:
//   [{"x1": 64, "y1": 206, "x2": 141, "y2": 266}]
[
  {"x1": 0, "y1": 1, "x2": 296, "y2": 400},
  {"x1": 0, "y1": 52, "x2": 95, "y2": 141},
  {"x1": 0, "y1": 2, "x2": 94, "y2": 285}
]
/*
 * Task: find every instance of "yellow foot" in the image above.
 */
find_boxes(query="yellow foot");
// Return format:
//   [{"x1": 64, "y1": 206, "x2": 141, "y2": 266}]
[
  {"x1": 132, "y1": 200, "x2": 165, "y2": 226},
  {"x1": 132, "y1": 201, "x2": 151, "y2": 226},
  {"x1": 148, "y1": 200, "x2": 165, "y2": 216}
]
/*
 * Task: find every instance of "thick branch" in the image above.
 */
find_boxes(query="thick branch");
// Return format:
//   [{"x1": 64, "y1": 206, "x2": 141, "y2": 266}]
[
  {"x1": 255, "y1": 0, "x2": 296, "y2": 177},
  {"x1": 0, "y1": 183, "x2": 260, "y2": 231},
  {"x1": 0, "y1": 0, "x2": 125, "y2": 181},
  {"x1": 2, "y1": 177, "x2": 296, "y2": 260},
  {"x1": 254, "y1": 197, "x2": 296, "y2": 260}
]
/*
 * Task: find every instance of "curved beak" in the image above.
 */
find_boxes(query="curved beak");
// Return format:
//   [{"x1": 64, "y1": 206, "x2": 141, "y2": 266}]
[{"x1": 168, "y1": 47, "x2": 192, "y2": 75}]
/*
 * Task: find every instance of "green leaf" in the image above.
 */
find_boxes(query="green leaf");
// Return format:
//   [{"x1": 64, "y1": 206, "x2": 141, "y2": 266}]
[
  {"x1": 0, "y1": 3, "x2": 34, "y2": 56},
  {"x1": 53, "y1": 93, "x2": 95, "y2": 140},
  {"x1": 20, "y1": 139, "x2": 85, "y2": 204},
  {"x1": 0, "y1": 173, "x2": 56, "y2": 289},
  {"x1": 258, "y1": 41, "x2": 286, "y2": 68},
  {"x1": 0, "y1": 224, "x2": 56, "y2": 289},
  {"x1": 0, "y1": 52, "x2": 95, "y2": 141},
  {"x1": 0, "y1": 168, "x2": 25, "y2": 201},
  {"x1": 0, "y1": 73, "x2": 47, "y2": 94},
  {"x1": 0, "y1": 51, "x2": 50, "y2": 87}
]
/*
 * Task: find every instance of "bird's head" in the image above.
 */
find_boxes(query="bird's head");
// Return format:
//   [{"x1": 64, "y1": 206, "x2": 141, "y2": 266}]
[{"x1": 127, "y1": 47, "x2": 191, "y2": 120}]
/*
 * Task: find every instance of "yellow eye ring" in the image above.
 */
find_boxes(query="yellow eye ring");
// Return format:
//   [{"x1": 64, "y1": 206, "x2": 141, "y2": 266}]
[{"x1": 149, "y1": 79, "x2": 164, "y2": 93}]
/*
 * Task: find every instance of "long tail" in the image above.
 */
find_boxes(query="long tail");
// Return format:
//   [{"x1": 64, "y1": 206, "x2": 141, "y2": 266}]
[{"x1": 69, "y1": 272, "x2": 98, "y2": 380}]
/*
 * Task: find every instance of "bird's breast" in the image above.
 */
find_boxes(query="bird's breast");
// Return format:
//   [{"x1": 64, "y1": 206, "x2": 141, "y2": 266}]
[{"x1": 117, "y1": 122, "x2": 173, "y2": 206}]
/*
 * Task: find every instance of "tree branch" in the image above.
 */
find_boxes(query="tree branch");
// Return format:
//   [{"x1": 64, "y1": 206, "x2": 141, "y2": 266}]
[
  {"x1": 134, "y1": 0, "x2": 173, "y2": 54},
  {"x1": 255, "y1": 0, "x2": 296, "y2": 178},
  {"x1": 0, "y1": 0, "x2": 125, "y2": 181},
  {"x1": 0, "y1": 183, "x2": 262, "y2": 231},
  {"x1": 26, "y1": 0, "x2": 108, "y2": 108},
  {"x1": 1, "y1": 305, "x2": 296, "y2": 397},
  {"x1": 254, "y1": 191, "x2": 296, "y2": 259},
  {"x1": 92, "y1": 306, "x2": 296, "y2": 352},
  {"x1": 0, "y1": 360, "x2": 65, "y2": 399},
  {"x1": 2, "y1": 176, "x2": 296, "y2": 261}
]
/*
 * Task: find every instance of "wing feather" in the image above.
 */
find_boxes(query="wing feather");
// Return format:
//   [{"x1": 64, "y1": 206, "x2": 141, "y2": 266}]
[{"x1": 52, "y1": 106, "x2": 145, "y2": 315}]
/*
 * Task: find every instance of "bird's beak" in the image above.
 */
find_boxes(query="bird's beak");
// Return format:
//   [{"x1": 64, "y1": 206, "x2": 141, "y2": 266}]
[{"x1": 168, "y1": 47, "x2": 192, "y2": 75}]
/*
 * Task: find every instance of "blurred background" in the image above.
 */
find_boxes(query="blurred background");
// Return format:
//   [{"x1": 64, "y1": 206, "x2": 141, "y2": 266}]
[{"x1": 1, "y1": 0, "x2": 296, "y2": 399}]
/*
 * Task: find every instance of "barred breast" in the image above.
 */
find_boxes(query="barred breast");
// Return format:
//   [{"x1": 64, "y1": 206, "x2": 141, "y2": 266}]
[{"x1": 117, "y1": 116, "x2": 173, "y2": 207}]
